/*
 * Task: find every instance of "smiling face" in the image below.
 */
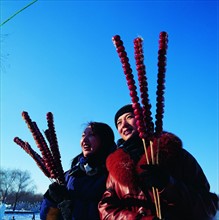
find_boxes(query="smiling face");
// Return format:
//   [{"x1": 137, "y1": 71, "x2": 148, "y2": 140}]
[
  {"x1": 116, "y1": 112, "x2": 138, "y2": 141},
  {"x1": 80, "y1": 125, "x2": 102, "y2": 158}
]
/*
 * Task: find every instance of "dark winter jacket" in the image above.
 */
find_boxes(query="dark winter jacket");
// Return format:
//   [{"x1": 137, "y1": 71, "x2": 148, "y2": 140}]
[
  {"x1": 40, "y1": 153, "x2": 110, "y2": 220},
  {"x1": 98, "y1": 132, "x2": 218, "y2": 220}
]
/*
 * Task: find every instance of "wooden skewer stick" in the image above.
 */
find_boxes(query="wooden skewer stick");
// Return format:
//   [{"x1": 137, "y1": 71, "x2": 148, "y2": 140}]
[
  {"x1": 142, "y1": 139, "x2": 160, "y2": 218},
  {"x1": 150, "y1": 141, "x2": 162, "y2": 219}
]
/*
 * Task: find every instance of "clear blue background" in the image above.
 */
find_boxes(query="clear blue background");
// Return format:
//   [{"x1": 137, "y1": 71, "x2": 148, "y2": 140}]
[{"x1": 1, "y1": 0, "x2": 218, "y2": 195}]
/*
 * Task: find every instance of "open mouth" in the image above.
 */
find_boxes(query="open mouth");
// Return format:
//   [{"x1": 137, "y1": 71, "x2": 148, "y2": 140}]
[
  {"x1": 123, "y1": 128, "x2": 133, "y2": 136},
  {"x1": 83, "y1": 144, "x2": 91, "y2": 151}
]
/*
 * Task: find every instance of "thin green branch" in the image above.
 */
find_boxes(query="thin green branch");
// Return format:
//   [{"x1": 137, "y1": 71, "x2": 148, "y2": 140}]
[{"x1": 0, "y1": 0, "x2": 38, "y2": 27}]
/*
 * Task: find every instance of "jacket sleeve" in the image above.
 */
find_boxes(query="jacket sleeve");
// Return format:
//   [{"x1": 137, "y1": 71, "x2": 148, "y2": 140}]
[
  {"x1": 98, "y1": 174, "x2": 153, "y2": 220},
  {"x1": 40, "y1": 196, "x2": 60, "y2": 220},
  {"x1": 160, "y1": 149, "x2": 218, "y2": 220}
]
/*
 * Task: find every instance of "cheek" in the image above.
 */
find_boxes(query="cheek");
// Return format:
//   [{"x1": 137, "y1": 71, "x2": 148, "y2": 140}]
[
  {"x1": 130, "y1": 119, "x2": 137, "y2": 128},
  {"x1": 80, "y1": 139, "x2": 83, "y2": 147},
  {"x1": 118, "y1": 126, "x2": 123, "y2": 135},
  {"x1": 91, "y1": 139, "x2": 101, "y2": 152}
]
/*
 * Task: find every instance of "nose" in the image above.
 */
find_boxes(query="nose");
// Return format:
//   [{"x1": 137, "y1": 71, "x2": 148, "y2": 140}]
[
  {"x1": 81, "y1": 135, "x2": 88, "y2": 146},
  {"x1": 121, "y1": 119, "x2": 128, "y2": 127}
]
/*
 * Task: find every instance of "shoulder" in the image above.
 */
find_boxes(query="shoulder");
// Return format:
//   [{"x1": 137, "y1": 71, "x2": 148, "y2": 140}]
[
  {"x1": 106, "y1": 148, "x2": 134, "y2": 173},
  {"x1": 106, "y1": 148, "x2": 132, "y2": 169},
  {"x1": 158, "y1": 132, "x2": 183, "y2": 149},
  {"x1": 157, "y1": 132, "x2": 183, "y2": 154},
  {"x1": 149, "y1": 132, "x2": 184, "y2": 165}
]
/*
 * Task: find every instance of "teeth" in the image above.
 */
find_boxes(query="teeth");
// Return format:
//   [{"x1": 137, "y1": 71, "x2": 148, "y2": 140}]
[{"x1": 124, "y1": 128, "x2": 134, "y2": 136}]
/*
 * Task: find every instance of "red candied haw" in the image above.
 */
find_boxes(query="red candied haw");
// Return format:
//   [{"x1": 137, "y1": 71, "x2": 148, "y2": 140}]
[
  {"x1": 158, "y1": 49, "x2": 167, "y2": 55},
  {"x1": 135, "y1": 54, "x2": 142, "y2": 60},
  {"x1": 123, "y1": 68, "x2": 131, "y2": 75},
  {"x1": 134, "y1": 46, "x2": 140, "y2": 52},
  {"x1": 116, "y1": 45, "x2": 125, "y2": 53},
  {"x1": 112, "y1": 36, "x2": 123, "y2": 46},
  {"x1": 128, "y1": 84, "x2": 137, "y2": 91},
  {"x1": 121, "y1": 56, "x2": 129, "y2": 63},
  {"x1": 119, "y1": 51, "x2": 127, "y2": 58},
  {"x1": 134, "y1": 114, "x2": 142, "y2": 121},
  {"x1": 138, "y1": 74, "x2": 146, "y2": 82},
  {"x1": 140, "y1": 91, "x2": 148, "y2": 98},
  {"x1": 136, "y1": 65, "x2": 145, "y2": 71},
  {"x1": 155, "y1": 108, "x2": 164, "y2": 115},
  {"x1": 127, "y1": 78, "x2": 135, "y2": 85},
  {"x1": 132, "y1": 102, "x2": 141, "y2": 109},
  {"x1": 112, "y1": 35, "x2": 121, "y2": 41},
  {"x1": 22, "y1": 111, "x2": 28, "y2": 118},
  {"x1": 136, "y1": 119, "x2": 144, "y2": 128},
  {"x1": 158, "y1": 66, "x2": 166, "y2": 72},
  {"x1": 122, "y1": 62, "x2": 131, "y2": 69},
  {"x1": 135, "y1": 115, "x2": 143, "y2": 125},
  {"x1": 130, "y1": 90, "x2": 138, "y2": 97},
  {"x1": 134, "y1": 107, "x2": 142, "y2": 116},
  {"x1": 114, "y1": 41, "x2": 123, "y2": 47},
  {"x1": 139, "y1": 132, "x2": 146, "y2": 139},
  {"x1": 136, "y1": 60, "x2": 142, "y2": 65},
  {"x1": 157, "y1": 60, "x2": 166, "y2": 67},
  {"x1": 134, "y1": 37, "x2": 143, "y2": 44},
  {"x1": 124, "y1": 69, "x2": 134, "y2": 80},
  {"x1": 158, "y1": 55, "x2": 166, "y2": 62},
  {"x1": 140, "y1": 86, "x2": 147, "y2": 93},
  {"x1": 131, "y1": 96, "x2": 139, "y2": 103},
  {"x1": 159, "y1": 43, "x2": 168, "y2": 50},
  {"x1": 159, "y1": 31, "x2": 168, "y2": 38},
  {"x1": 156, "y1": 85, "x2": 165, "y2": 92},
  {"x1": 47, "y1": 111, "x2": 53, "y2": 117},
  {"x1": 134, "y1": 48, "x2": 142, "y2": 54},
  {"x1": 156, "y1": 96, "x2": 165, "y2": 102}
]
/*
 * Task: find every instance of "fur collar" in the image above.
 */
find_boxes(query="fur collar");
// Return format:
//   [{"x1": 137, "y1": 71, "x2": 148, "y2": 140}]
[{"x1": 106, "y1": 132, "x2": 182, "y2": 187}]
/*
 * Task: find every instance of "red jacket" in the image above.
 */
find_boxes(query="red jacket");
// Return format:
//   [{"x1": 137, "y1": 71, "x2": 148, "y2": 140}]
[{"x1": 98, "y1": 132, "x2": 218, "y2": 220}]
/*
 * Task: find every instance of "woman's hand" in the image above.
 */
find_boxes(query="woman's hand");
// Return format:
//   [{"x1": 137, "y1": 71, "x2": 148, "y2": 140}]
[{"x1": 45, "y1": 182, "x2": 68, "y2": 203}]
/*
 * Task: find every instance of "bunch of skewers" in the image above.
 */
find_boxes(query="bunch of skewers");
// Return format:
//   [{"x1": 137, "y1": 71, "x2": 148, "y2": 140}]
[
  {"x1": 112, "y1": 31, "x2": 168, "y2": 219},
  {"x1": 14, "y1": 111, "x2": 65, "y2": 185}
]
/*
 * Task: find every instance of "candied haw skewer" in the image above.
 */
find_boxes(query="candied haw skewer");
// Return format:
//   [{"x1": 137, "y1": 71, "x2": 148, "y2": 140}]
[
  {"x1": 31, "y1": 121, "x2": 57, "y2": 179},
  {"x1": 112, "y1": 35, "x2": 147, "y2": 140},
  {"x1": 14, "y1": 137, "x2": 51, "y2": 178},
  {"x1": 22, "y1": 111, "x2": 57, "y2": 179},
  {"x1": 46, "y1": 112, "x2": 65, "y2": 184},
  {"x1": 134, "y1": 36, "x2": 161, "y2": 218},
  {"x1": 153, "y1": 31, "x2": 168, "y2": 220},
  {"x1": 134, "y1": 37, "x2": 154, "y2": 138},
  {"x1": 154, "y1": 32, "x2": 168, "y2": 137}
]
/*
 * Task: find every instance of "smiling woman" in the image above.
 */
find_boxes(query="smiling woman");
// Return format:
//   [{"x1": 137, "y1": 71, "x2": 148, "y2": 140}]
[{"x1": 40, "y1": 121, "x2": 116, "y2": 220}]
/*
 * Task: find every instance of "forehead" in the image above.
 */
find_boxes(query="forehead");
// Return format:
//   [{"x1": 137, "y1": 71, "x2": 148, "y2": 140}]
[
  {"x1": 83, "y1": 125, "x2": 93, "y2": 133},
  {"x1": 117, "y1": 112, "x2": 133, "y2": 121}
]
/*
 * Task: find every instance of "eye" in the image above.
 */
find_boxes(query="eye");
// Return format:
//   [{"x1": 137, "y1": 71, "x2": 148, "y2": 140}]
[
  {"x1": 127, "y1": 114, "x2": 134, "y2": 119},
  {"x1": 117, "y1": 120, "x2": 121, "y2": 126}
]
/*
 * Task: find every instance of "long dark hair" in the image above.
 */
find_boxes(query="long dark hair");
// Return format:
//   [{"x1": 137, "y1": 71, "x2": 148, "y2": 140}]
[
  {"x1": 71, "y1": 122, "x2": 116, "y2": 168},
  {"x1": 88, "y1": 121, "x2": 116, "y2": 159}
]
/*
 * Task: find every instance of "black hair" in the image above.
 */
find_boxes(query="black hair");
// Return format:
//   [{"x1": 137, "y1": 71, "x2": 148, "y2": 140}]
[
  {"x1": 89, "y1": 121, "x2": 115, "y2": 151},
  {"x1": 71, "y1": 122, "x2": 116, "y2": 169},
  {"x1": 85, "y1": 121, "x2": 116, "y2": 162},
  {"x1": 114, "y1": 104, "x2": 134, "y2": 128}
]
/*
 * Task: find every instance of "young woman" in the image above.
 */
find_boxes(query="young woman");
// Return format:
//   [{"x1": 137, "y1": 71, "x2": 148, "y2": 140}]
[
  {"x1": 40, "y1": 121, "x2": 116, "y2": 220},
  {"x1": 98, "y1": 104, "x2": 218, "y2": 220}
]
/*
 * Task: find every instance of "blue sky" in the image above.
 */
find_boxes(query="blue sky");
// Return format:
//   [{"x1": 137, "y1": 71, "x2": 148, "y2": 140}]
[{"x1": 1, "y1": 1, "x2": 218, "y2": 195}]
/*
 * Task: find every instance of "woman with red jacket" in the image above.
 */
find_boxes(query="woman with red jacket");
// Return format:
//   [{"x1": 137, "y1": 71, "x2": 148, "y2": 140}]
[{"x1": 98, "y1": 104, "x2": 218, "y2": 220}]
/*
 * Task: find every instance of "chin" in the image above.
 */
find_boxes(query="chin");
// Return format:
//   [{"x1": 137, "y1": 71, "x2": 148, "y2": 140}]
[
  {"x1": 84, "y1": 152, "x2": 94, "y2": 158},
  {"x1": 123, "y1": 134, "x2": 132, "y2": 141}
]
